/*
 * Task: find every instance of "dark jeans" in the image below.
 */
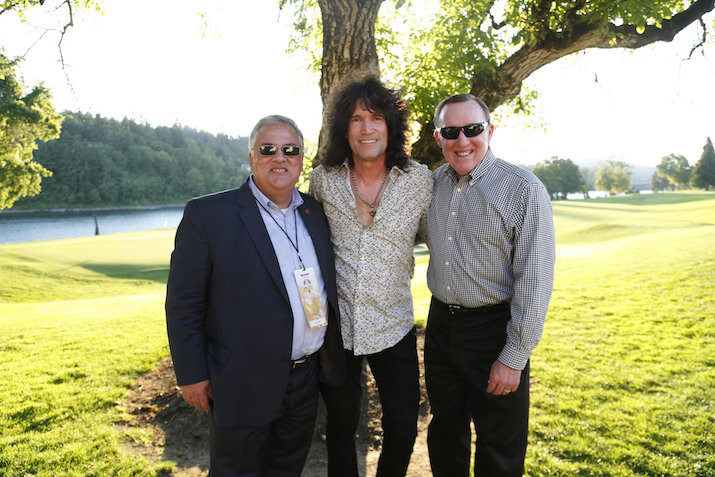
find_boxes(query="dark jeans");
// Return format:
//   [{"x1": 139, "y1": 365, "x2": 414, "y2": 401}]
[
  {"x1": 319, "y1": 328, "x2": 420, "y2": 477},
  {"x1": 209, "y1": 359, "x2": 319, "y2": 477},
  {"x1": 425, "y1": 297, "x2": 530, "y2": 477}
]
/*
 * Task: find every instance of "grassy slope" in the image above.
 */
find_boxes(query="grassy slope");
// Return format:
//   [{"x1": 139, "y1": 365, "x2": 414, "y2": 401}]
[
  {"x1": 1, "y1": 191, "x2": 713, "y2": 475},
  {"x1": 0, "y1": 231, "x2": 175, "y2": 475},
  {"x1": 531, "y1": 193, "x2": 714, "y2": 476}
]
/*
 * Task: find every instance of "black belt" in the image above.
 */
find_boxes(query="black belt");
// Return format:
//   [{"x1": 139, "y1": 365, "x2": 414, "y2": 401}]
[
  {"x1": 435, "y1": 298, "x2": 510, "y2": 316},
  {"x1": 291, "y1": 351, "x2": 319, "y2": 371}
]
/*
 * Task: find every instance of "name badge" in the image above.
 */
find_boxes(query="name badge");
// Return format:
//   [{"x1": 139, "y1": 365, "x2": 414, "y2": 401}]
[{"x1": 294, "y1": 267, "x2": 328, "y2": 329}]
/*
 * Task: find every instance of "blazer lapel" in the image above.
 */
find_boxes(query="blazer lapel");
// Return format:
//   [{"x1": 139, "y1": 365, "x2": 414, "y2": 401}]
[
  {"x1": 297, "y1": 196, "x2": 334, "y2": 288},
  {"x1": 235, "y1": 181, "x2": 290, "y2": 304}
]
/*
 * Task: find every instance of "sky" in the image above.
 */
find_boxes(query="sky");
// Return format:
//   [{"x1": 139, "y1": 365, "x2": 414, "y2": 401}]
[{"x1": 1, "y1": 0, "x2": 713, "y2": 168}]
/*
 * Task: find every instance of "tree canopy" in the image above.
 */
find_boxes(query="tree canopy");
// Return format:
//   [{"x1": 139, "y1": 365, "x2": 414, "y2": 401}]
[
  {"x1": 651, "y1": 171, "x2": 671, "y2": 192},
  {"x1": 287, "y1": 0, "x2": 714, "y2": 167},
  {"x1": 595, "y1": 160, "x2": 632, "y2": 195},
  {"x1": 0, "y1": 54, "x2": 63, "y2": 210},
  {"x1": 691, "y1": 137, "x2": 715, "y2": 190},
  {"x1": 655, "y1": 153, "x2": 692, "y2": 189},
  {"x1": 532, "y1": 157, "x2": 585, "y2": 200},
  {"x1": 1, "y1": 0, "x2": 104, "y2": 210}
]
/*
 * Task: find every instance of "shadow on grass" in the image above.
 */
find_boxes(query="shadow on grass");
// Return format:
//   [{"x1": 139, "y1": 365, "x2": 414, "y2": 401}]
[{"x1": 81, "y1": 263, "x2": 169, "y2": 283}]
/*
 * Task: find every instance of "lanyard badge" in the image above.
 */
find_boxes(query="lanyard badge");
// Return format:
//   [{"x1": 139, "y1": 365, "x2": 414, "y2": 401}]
[{"x1": 294, "y1": 267, "x2": 328, "y2": 329}]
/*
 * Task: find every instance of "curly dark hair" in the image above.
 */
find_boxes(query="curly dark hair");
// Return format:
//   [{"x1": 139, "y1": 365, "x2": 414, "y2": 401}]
[{"x1": 321, "y1": 76, "x2": 410, "y2": 170}]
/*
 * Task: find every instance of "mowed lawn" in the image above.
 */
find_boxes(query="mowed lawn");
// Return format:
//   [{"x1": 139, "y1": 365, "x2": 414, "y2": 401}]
[{"x1": 1, "y1": 191, "x2": 714, "y2": 476}]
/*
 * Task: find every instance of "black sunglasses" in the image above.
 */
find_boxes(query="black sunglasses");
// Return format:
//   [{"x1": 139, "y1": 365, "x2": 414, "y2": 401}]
[
  {"x1": 257, "y1": 144, "x2": 302, "y2": 156},
  {"x1": 439, "y1": 122, "x2": 489, "y2": 140}
]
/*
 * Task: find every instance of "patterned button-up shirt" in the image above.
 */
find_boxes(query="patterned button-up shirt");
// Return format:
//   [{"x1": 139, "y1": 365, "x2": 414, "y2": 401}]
[
  {"x1": 310, "y1": 160, "x2": 433, "y2": 355},
  {"x1": 426, "y1": 148, "x2": 555, "y2": 370}
]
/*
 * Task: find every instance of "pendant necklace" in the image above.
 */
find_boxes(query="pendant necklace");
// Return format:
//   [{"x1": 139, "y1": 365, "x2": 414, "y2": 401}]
[{"x1": 351, "y1": 168, "x2": 389, "y2": 217}]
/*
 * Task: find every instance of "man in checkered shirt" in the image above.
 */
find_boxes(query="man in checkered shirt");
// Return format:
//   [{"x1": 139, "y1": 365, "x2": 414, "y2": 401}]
[{"x1": 424, "y1": 93, "x2": 555, "y2": 476}]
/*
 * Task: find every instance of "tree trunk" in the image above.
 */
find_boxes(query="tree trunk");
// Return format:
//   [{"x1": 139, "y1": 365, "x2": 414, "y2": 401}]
[{"x1": 316, "y1": 0, "x2": 383, "y2": 161}]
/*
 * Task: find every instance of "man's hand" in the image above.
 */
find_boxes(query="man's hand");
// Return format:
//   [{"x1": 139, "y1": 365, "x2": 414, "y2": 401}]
[
  {"x1": 486, "y1": 360, "x2": 521, "y2": 396},
  {"x1": 180, "y1": 379, "x2": 213, "y2": 411}
]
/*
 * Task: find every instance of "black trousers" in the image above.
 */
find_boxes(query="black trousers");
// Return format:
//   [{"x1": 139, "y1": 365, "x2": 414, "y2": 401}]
[
  {"x1": 425, "y1": 297, "x2": 530, "y2": 477},
  {"x1": 208, "y1": 359, "x2": 319, "y2": 477},
  {"x1": 319, "y1": 328, "x2": 420, "y2": 477}
]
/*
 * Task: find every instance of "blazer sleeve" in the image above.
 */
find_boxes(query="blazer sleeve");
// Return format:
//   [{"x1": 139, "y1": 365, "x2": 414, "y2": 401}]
[{"x1": 165, "y1": 199, "x2": 212, "y2": 386}]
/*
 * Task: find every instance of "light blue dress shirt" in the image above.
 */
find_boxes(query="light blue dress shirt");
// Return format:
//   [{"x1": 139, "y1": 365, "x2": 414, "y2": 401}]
[{"x1": 249, "y1": 177, "x2": 328, "y2": 360}]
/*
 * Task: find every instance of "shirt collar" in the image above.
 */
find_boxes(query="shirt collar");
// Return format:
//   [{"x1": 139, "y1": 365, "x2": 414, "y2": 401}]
[
  {"x1": 445, "y1": 148, "x2": 496, "y2": 185},
  {"x1": 248, "y1": 176, "x2": 304, "y2": 212}
]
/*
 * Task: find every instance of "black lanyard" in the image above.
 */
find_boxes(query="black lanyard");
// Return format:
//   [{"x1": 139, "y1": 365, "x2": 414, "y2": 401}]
[{"x1": 255, "y1": 198, "x2": 305, "y2": 270}]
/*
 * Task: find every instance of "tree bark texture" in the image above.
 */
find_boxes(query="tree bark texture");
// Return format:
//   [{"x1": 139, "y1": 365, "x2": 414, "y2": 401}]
[{"x1": 316, "y1": 0, "x2": 383, "y2": 161}]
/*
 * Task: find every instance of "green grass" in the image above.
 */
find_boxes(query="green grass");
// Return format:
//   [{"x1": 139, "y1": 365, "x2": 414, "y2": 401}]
[
  {"x1": 1, "y1": 191, "x2": 714, "y2": 475},
  {"x1": 0, "y1": 232, "x2": 175, "y2": 476},
  {"x1": 529, "y1": 192, "x2": 715, "y2": 476}
]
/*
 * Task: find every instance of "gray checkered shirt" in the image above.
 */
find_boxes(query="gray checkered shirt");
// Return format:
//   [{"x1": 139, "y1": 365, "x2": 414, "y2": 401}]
[
  {"x1": 426, "y1": 148, "x2": 555, "y2": 370},
  {"x1": 310, "y1": 160, "x2": 433, "y2": 355}
]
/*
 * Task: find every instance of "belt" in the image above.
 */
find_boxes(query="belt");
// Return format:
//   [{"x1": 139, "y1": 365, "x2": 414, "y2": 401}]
[
  {"x1": 291, "y1": 351, "x2": 319, "y2": 371},
  {"x1": 436, "y1": 298, "x2": 510, "y2": 316}
]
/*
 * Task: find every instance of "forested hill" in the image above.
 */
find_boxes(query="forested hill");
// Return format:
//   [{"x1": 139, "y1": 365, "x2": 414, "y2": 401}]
[{"x1": 14, "y1": 113, "x2": 251, "y2": 209}]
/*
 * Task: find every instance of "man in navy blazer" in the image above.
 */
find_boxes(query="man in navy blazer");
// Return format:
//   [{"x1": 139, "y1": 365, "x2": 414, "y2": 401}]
[{"x1": 166, "y1": 115, "x2": 344, "y2": 475}]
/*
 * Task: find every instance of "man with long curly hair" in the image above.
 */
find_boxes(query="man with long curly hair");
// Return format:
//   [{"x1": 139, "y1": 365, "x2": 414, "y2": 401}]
[{"x1": 309, "y1": 77, "x2": 433, "y2": 476}]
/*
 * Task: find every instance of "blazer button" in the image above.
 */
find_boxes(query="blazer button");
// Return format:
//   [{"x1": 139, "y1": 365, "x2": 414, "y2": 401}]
[{"x1": 285, "y1": 321, "x2": 292, "y2": 328}]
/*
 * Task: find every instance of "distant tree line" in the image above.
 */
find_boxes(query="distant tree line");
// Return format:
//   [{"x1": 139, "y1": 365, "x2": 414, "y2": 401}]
[
  {"x1": 14, "y1": 113, "x2": 251, "y2": 209},
  {"x1": 652, "y1": 138, "x2": 715, "y2": 191},
  {"x1": 531, "y1": 137, "x2": 715, "y2": 200},
  {"x1": 531, "y1": 157, "x2": 632, "y2": 199}
]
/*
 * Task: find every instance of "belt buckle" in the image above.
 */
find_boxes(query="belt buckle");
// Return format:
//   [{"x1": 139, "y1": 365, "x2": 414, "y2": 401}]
[
  {"x1": 447, "y1": 304, "x2": 462, "y2": 315},
  {"x1": 291, "y1": 356, "x2": 308, "y2": 370}
]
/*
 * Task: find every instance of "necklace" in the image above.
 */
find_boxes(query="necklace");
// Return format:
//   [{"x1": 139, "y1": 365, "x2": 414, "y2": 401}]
[{"x1": 350, "y1": 168, "x2": 389, "y2": 217}]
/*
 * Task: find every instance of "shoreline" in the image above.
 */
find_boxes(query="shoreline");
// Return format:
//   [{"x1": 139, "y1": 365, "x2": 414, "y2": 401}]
[{"x1": 0, "y1": 203, "x2": 185, "y2": 215}]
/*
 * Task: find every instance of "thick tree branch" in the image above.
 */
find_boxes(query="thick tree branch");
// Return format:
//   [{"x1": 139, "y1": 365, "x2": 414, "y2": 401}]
[
  {"x1": 474, "y1": 0, "x2": 714, "y2": 109},
  {"x1": 414, "y1": 0, "x2": 714, "y2": 167}
]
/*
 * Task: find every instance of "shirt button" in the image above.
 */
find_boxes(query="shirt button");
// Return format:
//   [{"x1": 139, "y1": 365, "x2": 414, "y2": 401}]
[
  {"x1": 447, "y1": 286, "x2": 451, "y2": 290},
  {"x1": 361, "y1": 257, "x2": 365, "y2": 261},
  {"x1": 445, "y1": 261, "x2": 449, "y2": 266},
  {"x1": 451, "y1": 211, "x2": 456, "y2": 216},
  {"x1": 285, "y1": 322, "x2": 292, "y2": 328},
  {"x1": 456, "y1": 188, "x2": 462, "y2": 193},
  {"x1": 356, "y1": 306, "x2": 360, "y2": 311},
  {"x1": 448, "y1": 236, "x2": 453, "y2": 241}
]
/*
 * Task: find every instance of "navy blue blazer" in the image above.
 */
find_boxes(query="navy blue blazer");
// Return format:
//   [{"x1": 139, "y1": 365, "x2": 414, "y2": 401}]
[{"x1": 166, "y1": 180, "x2": 344, "y2": 427}]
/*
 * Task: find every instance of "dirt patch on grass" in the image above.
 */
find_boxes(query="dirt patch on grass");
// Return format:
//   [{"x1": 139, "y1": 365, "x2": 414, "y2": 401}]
[{"x1": 118, "y1": 329, "x2": 432, "y2": 476}]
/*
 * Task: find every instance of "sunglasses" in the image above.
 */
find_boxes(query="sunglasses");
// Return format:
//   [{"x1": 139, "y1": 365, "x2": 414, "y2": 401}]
[
  {"x1": 439, "y1": 122, "x2": 489, "y2": 140},
  {"x1": 257, "y1": 144, "x2": 302, "y2": 156}
]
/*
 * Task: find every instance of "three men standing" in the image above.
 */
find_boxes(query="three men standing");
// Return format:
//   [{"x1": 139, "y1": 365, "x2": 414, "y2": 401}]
[
  {"x1": 310, "y1": 77, "x2": 433, "y2": 476},
  {"x1": 166, "y1": 87, "x2": 554, "y2": 476},
  {"x1": 166, "y1": 115, "x2": 344, "y2": 475},
  {"x1": 424, "y1": 94, "x2": 555, "y2": 476}
]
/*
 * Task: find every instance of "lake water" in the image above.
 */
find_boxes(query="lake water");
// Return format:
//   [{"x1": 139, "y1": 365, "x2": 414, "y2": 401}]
[{"x1": 0, "y1": 207, "x2": 185, "y2": 244}]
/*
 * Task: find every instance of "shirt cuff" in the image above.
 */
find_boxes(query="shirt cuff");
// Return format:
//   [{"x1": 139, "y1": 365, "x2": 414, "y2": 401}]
[{"x1": 498, "y1": 342, "x2": 531, "y2": 371}]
